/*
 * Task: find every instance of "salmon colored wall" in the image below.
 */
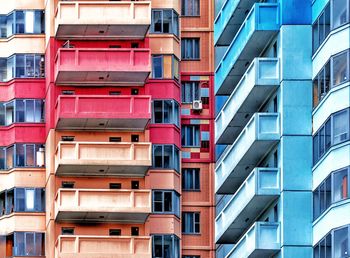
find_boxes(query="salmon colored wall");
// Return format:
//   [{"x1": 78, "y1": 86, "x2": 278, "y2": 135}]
[
  {"x1": 145, "y1": 170, "x2": 181, "y2": 194},
  {"x1": 146, "y1": 215, "x2": 181, "y2": 237},
  {"x1": 0, "y1": 168, "x2": 45, "y2": 192}
]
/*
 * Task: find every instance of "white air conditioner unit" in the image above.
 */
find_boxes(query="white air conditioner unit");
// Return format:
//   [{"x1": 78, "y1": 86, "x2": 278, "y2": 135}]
[
  {"x1": 36, "y1": 147, "x2": 45, "y2": 167},
  {"x1": 192, "y1": 100, "x2": 202, "y2": 111}
]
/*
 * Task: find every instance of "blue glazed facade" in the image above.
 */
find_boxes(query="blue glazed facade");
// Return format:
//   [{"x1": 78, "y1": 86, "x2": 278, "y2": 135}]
[{"x1": 212, "y1": 0, "x2": 350, "y2": 257}]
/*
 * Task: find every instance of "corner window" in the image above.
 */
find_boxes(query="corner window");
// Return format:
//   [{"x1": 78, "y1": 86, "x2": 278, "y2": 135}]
[
  {"x1": 182, "y1": 125, "x2": 200, "y2": 147},
  {"x1": 152, "y1": 234, "x2": 180, "y2": 258},
  {"x1": 0, "y1": 144, "x2": 42, "y2": 170},
  {"x1": 11, "y1": 232, "x2": 45, "y2": 256},
  {"x1": 0, "y1": 10, "x2": 44, "y2": 38},
  {"x1": 0, "y1": 99, "x2": 44, "y2": 126},
  {"x1": 312, "y1": 4, "x2": 330, "y2": 53},
  {"x1": 0, "y1": 188, "x2": 45, "y2": 216},
  {"x1": 151, "y1": 9, "x2": 179, "y2": 37},
  {"x1": 152, "y1": 190, "x2": 180, "y2": 217},
  {"x1": 151, "y1": 55, "x2": 179, "y2": 80},
  {"x1": 332, "y1": 51, "x2": 349, "y2": 87},
  {"x1": 152, "y1": 100, "x2": 180, "y2": 126},
  {"x1": 313, "y1": 108, "x2": 350, "y2": 165},
  {"x1": 313, "y1": 225, "x2": 349, "y2": 258},
  {"x1": 152, "y1": 144, "x2": 180, "y2": 172},
  {"x1": 313, "y1": 166, "x2": 349, "y2": 220},
  {"x1": 181, "y1": 82, "x2": 200, "y2": 103},
  {"x1": 182, "y1": 0, "x2": 200, "y2": 16},
  {"x1": 182, "y1": 212, "x2": 200, "y2": 234},
  {"x1": 181, "y1": 38, "x2": 200, "y2": 60},
  {"x1": 332, "y1": 0, "x2": 349, "y2": 29},
  {"x1": 0, "y1": 54, "x2": 45, "y2": 82},
  {"x1": 182, "y1": 168, "x2": 200, "y2": 191}
]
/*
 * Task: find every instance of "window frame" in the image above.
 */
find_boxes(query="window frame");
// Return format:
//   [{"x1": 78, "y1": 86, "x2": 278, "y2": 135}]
[
  {"x1": 150, "y1": 9, "x2": 179, "y2": 37},
  {"x1": 152, "y1": 144, "x2": 180, "y2": 172},
  {"x1": 313, "y1": 107, "x2": 350, "y2": 165},
  {"x1": 152, "y1": 234, "x2": 180, "y2": 258},
  {"x1": 313, "y1": 225, "x2": 350, "y2": 258},
  {"x1": 313, "y1": 49, "x2": 349, "y2": 107},
  {"x1": 181, "y1": 0, "x2": 200, "y2": 16},
  {"x1": 181, "y1": 81, "x2": 200, "y2": 103},
  {"x1": 182, "y1": 212, "x2": 200, "y2": 234},
  {"x1": 182, "y1": 168, "x2": 200, "y2": 191},
  {"x1": 0, "y1": 143, "x2": 42, "y2": 170},
  {"x1": 152, "y1": 99, "x2": 180, "y2": 127},
  {"x1": 181, "y1": 125, "x2": 200, "y2": 147},
  {"x1": 313, "y1": 166, "x2": 350, "y2": 220},
  {"x1": 181, "y1": 38, "x2": 200, "y2": 60},
  {"x1": 151, "y1": 54, "x2": 180, "y2": 81},
  {"x1": 152, "y1": 190, "x2": 180, "y2": 217}
]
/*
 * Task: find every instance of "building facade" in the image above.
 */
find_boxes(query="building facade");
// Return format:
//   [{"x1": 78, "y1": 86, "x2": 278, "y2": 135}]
[
  {"x1": 0, "y1": 0, "x2": 215, "y2": 257},
  {"x1": 214, "y1": 0, "x2": 350, "y2": 258}
]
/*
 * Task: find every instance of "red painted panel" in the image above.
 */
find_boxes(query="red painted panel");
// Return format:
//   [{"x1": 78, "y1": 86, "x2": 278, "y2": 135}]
[
  {"x1": 0, "y1": 79, "x2": 45, "y2": 101},
  {"x1": 54, "y1": 48, "x2": 151, "y2": 85},
  {"x1": 0, "y1": 124, "x2": 45, "y2": 146},
  {"x1": 145, "y1": 80, "x2": 181, "y2": 103},
  {"x1": 55, "y1": 95, "x2": 151, "y2": 121},
  {"x1": 149, "y1": 124, "x2": 181, "y2": 148}
]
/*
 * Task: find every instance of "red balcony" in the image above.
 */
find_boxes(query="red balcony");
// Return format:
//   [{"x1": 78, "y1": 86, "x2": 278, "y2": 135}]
[
  {"x1": 54, "y1": 48, "x2": 151, "y2": 86},
  {"x1": 55, "y1": 235, "x2": 151, "y2": 258},
  {"x1": 54, "y1": 1, "x2": 151, "y2": 40},
  {"x1": 55, "y1": 95, "x2": 151, "y2": 130}
]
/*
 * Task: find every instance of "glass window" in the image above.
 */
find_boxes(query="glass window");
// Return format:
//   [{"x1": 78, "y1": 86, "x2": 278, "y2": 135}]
[
  {"x1": 152, "y1": 235, "x2": 179, "y2": 258},
  {"x1": 332, "y1": 0, "x2": 349, "y2": 29},
  {"x1": 6, "y1": 12, "x2": 13, "y2": 36},
  {"x1": 313, "y1": 167, "x2": 349, "y2": 220},
  {"x1": 182, "y1": 212, "x2": 200, "y2": 234},
  {"x1": 332, "y1": 51, "x2": 349, "y2": 86},
  {"x1": 0, "y1": 147, "x2": 4, "y2": 170},
  {"x1": 181, "y1": 38, "x2": 200, "y2": 60},
  {"x1": 151, "y1": 9, "x2": 179, "y2": 36},
  {"x1": 0, "y1": 144, "x2": 41, "y2": 170},
  {"x1": 182, "y1": 0, "x2": 200, "y2": 16},
  {"x1": 333, "y1": 168, "x2": 349, "y2": 202},
  {"x1": 25, "y1": 100, "x2": 35, "y2": 122},
  {"x1": 152, "y1": 100, "x2": 180, "y2": 126},
  {"x1": 0, "y1": 58, "x2": 6, "y2": 81},
  {"x1": 333, "y1": 109, "x2": 349, "y2": 144},
  {"x1": 152, "y1": 145, "x2": 180, "y2": 172},
  {"x1": 152, "y1": 55, "x2": 163, "y2": 79},
  {"x1": 0, "y1": 102, "x2": 5, "y2": 125},
  {"x1": 6, "y1": 145, "x2": 14, "y2": 169},
  {"x1": 182, "y1": 125, "x2": 200, "y2": 147},
  {"x1": 312, "y1": 4, "x2": 330, "y2": 53},
  {"x1": 16, "y1": 100, "x2": 25, "y2": 122},
  {"x1": 181, "y1": 82, "x2": 200, "y2": 103},
  {"x1": 16, "y1": 144, "x2": 25, "y2": 167},
  {"x1": 182, "y1": 168, "x2": 200, "y2": 191},
  {"x1": 334, "y1": 227, "x2": 348, "y2": 258},
  {"x1": 15, "y1": 55, "x2": 25, "y2": 78},
  {"x1": 14, "y1": 232, "x2": 45, "y2": 256},
  {"x1": 152, "y1": 191, "x2": 180, "y2": 216},
  {"x1": 0, "y1": 16, "x2": 6, "y2": 38},
  {"x1": 5, "y1": 101, "x2": 14, "y2": 125}
]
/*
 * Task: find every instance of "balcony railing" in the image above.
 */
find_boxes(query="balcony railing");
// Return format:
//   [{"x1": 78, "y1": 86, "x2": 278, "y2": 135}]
[
  {"x1": 214, "y1": 0, "x2": 257, "y2": 46},
  {"x1": 55, "y1": 188, "x2": 151, "y2": 223},
  {"x1": 55, "y1": 141, "x2": 152, "y2": 177},
  {"x1": 54, "y1": 48, "x2": 151, "y2": 86},
  {"x1": 55, "y1": 95, "x2": 151, "y2": 130},
  {"x1": 215, "y1": 3, "x2": 279, "y2": 95},
  {"x1": 215, "y1": 58, "x2": 279, "y2": 144},
  {"x1": 215, "y1": 113, "x2": 280, "y2": 194},
  {"x1": 55, "y1": 1, "x2": 151, "y2": 39},
  {"x1": 215, "y1": 168, "x2": 280, "y2": 243},
  {"x1": 225, "y1": 222, "x2": 280, "y2": 258},
  {"x1": 55, "y1": 235, "x2": 151, "y2": 258}
]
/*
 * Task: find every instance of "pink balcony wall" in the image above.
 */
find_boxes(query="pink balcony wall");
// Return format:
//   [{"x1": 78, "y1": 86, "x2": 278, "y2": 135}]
[
  {"x1": 55, "y1": 95, "x2": 151, "y2": 130},
  {"x1": 54, "y1": 48, "x2": 151, "y2": 86},
  {"x1": 55, "y1": 235, "x2": 151, "y2": 258}
]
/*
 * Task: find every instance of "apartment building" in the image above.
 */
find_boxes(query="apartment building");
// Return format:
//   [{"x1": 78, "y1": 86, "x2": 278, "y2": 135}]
[
  {"x1": 0, "y1": 0, "x2": 215, "y2": 257},
  {"x1": 214, "y1": 0, "x2": 313, "y2": 257},
  {"x1": 214, "y1": 0, "x2": 350, "y2": 257}
]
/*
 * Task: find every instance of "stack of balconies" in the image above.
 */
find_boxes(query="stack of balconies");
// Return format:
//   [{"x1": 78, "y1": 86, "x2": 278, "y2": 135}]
[
  {"x1": 50, "y1": 1, "x2": 153, "y2": 257},
  {"x1": 214, "y1": 1, "x2": 282, "y2": 257}
]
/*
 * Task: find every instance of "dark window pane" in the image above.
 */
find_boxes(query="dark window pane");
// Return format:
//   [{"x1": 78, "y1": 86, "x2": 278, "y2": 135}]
[
  {"x1": 153, "y1": 10, "x2": 162, "y2": 33},
  {"x1": 16, "y1": 144, "x2": 25, "y2": 167},
  {"x1": 15, "y1": 188, "x2": 25, "y2": 212},
  {"x1": 152, "y1": 56, "x2": 163, "y2": 78},
  {"x1": 163, "y1": 145, "x2": 172, "y2": 168},
  {"x1": 153, "y1": 236, "x2": 163, "y2": 257},
  {"x1": 154, "y1": 101, "x2": 163, "y2": 123},
  {"x1": 15, "y1": 100, "x2": 25, "y2": 122},
  {"x1": 154, "y1": 145, "x2": 163, "y2": 168}
]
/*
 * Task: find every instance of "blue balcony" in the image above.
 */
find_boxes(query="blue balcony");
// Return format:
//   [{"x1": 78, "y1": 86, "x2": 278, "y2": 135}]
[
  {"x1": 225, "y1": 222, "x2": 280, "y2": 257},
  {"x1": 215, "y1": 113, "x2": 280, "y2": 194},
  {"x1": 215, "y1": 168, "x2": 280, "y2": 243},
  {"x1": 215, "y1": 58, "x2": 279, "y2": 144},
  {"x1": 215, "y1": 3, "x2": 279, "y2": 95},
  {"x1": 214, "y1": 0, "x2": 257, "y2": 46}
]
